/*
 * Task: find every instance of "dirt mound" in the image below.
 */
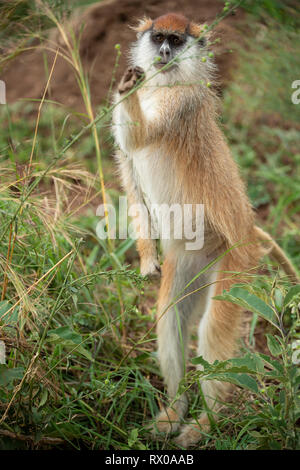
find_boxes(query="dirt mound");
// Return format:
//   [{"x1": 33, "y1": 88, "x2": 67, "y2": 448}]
[{"x1": 2, "y1": 0, "x2": 245, "y2": 111}]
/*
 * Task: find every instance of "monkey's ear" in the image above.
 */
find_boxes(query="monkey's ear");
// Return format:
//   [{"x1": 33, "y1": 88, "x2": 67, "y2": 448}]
[
  {"x1": 189, "y1": 22, "x2": 212, "y2": 46},
  {"x1": 130, "y1": 16, "x2": 153, "y2": 37}
]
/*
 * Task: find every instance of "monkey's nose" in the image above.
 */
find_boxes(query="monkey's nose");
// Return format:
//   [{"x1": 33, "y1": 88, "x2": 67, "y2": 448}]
[{"x1": 159, "y1": 41, "x2": 171, "y2": 62}]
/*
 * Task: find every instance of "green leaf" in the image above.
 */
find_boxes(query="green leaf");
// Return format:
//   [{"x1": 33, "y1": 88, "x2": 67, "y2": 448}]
[
  {"x1": 115, "y1": 237, "x2": 135, "y2": 259},
  {"x1": 86, "y1": 245, "x2": 100, "y2": 267},
  {"x1": 283, "y1": 285, "x2": 300, "y2": 307},
  {"x1": 75, "y1": 345, "x2": 93, "y2": 362},
  {"x1": 229, "y1": 353, "x2": 265, "y2": 374},
  {"x1": 258, "y1": 353, "x2": 284, "y2": 374},
  {"x1": 48, "y1": 326, "x2": 82, "y2": 344},
  {"x1": 191, "y1": 355, "x2": 211, "y2": 368},
  {"x1": 215, "y1": 287, "x2": 276, "y2": 324},
  {"x1": 266, "y1": 334, "x2": 282, "y2": 356},
  {"x1": 274, "y1": 288, "x2": 284, "y2": 310},
  {"x1": 0, "y1": 301, "x2": 19, "y2": 324},
  {"x1": 38, "y1": 389, "x2": 48, "y2": 410},
  {"x1": 0, "y1": 365, "x2": 24, "y2": 386},
  {"x1": 72, "y1": 294, "x2": 78, "y2": 310},
  {"x1": 220, "y1": 372, "x2": 259, "y2": 393},
  {"x1": 128, "y1": 428, "x2": 139, "y2": 447},
  {"x1": 47, "y1": 326, "x2": 93, "y2": 362},
  {"x1": 230, "y1": 287, "x2": 276, "y2": 322}
]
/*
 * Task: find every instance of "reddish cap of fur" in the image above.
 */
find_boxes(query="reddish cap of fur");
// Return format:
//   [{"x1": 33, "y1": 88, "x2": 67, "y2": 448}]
[
  {"x1": 132, "y1": 13, "x2": 205, "y2": 39},
  {"x1": 153, "y1": 13, "x2": 189, "y2": 34}
]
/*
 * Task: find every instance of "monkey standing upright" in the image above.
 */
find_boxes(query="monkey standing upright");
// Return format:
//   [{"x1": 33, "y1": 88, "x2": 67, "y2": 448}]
[{"x1": 112, "y1": 13, "x2": 298, "y2": 447}]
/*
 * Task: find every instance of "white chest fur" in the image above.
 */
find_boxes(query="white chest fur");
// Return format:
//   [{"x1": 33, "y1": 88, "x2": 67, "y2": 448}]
[
  {"x1": 139, "y1": 89, "x2": 159, "y2": 122},
  {"x1": 113, "y1": 90, "x2": 184, "y2": 249},
  {"x1": 112, "y1": 89, "x2": 159, "y2": 152},
  {"x1": 132, "y1": 147, "x2": 172, "y2": 207},
  {"x1": 113, "y1": 90, "x2": 173, "y2": 206}
]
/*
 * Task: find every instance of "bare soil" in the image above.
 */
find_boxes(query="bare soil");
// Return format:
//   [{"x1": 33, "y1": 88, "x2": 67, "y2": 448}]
[{"x1": 2, "y1": 0, "x2": 246, "y2": 111}]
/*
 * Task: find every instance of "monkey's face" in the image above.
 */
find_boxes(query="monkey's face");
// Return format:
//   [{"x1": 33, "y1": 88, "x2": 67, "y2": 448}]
[
  {"x1": 149, "y1": 30, "x2": 187, "y2": 71},
  {"x1": 130, "y1": 28, "x2": 211, "y2": 87}
]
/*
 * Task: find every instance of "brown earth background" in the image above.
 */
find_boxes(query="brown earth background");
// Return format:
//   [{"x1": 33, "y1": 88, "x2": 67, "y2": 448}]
[{"x1": 2, "y1": 0, "x2": 247, "y2": 111}]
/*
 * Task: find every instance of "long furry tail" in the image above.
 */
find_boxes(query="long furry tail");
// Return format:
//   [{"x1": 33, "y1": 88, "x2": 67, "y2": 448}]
[{"x1": 255, "y1": 226, "x2": 299, "y2": 284}]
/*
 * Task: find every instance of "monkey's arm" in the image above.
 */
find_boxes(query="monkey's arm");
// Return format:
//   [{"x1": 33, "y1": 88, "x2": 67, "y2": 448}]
[
  {"x1": 118, "y1": 92, "x2": 146, "y2": 150},
  {"x1": 116, "y1": 150, "x2": 161, "y2": 278},
  {"x1": 117, "y1": 67, "x2": 196, "y2": 148},
  {"x1": 120, "y1": 88, "x2": 194, "y2": 147}
]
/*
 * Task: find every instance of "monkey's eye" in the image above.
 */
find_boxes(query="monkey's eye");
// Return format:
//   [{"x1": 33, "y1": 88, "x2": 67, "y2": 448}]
[
  {"x1": 152, "y1": 33, "x2": 164, "y2": 43},
  {"x1": 169, "y1": 35, "x2": 184, "y2": 46}
]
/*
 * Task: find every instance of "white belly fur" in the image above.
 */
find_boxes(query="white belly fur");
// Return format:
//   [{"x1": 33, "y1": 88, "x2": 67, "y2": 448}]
[{"x1": 112, "y1": 92, "x2": 209, "y2": 255}]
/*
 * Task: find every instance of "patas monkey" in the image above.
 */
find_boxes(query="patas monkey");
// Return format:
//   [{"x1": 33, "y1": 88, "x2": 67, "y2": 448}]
[{"x1": 112, "y1": 13, "x2": 299, "y2": 447}]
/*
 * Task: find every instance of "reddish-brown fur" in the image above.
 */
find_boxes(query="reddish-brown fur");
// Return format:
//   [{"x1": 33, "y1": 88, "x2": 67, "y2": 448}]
[
  {"x1": 154, "y1": 13, "x2": 189, "y2": 34},
  {"x1": 133, "y1": 13, "x2": 207, "y2": 38},
  {"x1": 113, "y1": 15, "x2": 299, "y2": 447}
]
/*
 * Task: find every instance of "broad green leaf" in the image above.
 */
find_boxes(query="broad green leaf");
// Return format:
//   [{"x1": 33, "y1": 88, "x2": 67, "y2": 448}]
[
  {"x1": 219, "y1": 372, "x2": 259, "y2": 394},
  {"x1": 48, "y1": 326, "x2": 93, "y2": 362},
  {"x1": 75, "y1": 345, "x2": 93, "y2": 362},
  {"x1": 128, "y1": 428, "x2": 138, "y2": 447},
  {"x1": 0, "y1": 301, "x2": 19, "y2": 324},
  {"x1": 266, "y1": 334, "x2": 282, "y2": 356},
  {"x1": 191, "y1": 355, "x2": 211, "y2": 368},
  {"x1": 215, "y1": 287, "x2": 276, "y2": 324},
  {"x1": 192, "y1": 353, "x2": 265, "y2": 377},
  {"x1": 38, "y1": 389, "x2": 48, "y2": 410},
  {"x1": 258, "y1": 353, "x2": 284, "y2": 374},
  {"x1": 0, "y1": 365, "x2": 24, "y2": 386},
  {"x1": 230, "y1": 287, "x2": 276, "y2": 322},
  {"x1": 48, "y1": 326, "x2": 82, "y2": 344},
  {"x1": 229, "y1": 353, "x2": 264, "y2": 374},
  {"x1": 274, "y1": 288, "x2": 284, "y2": 310},
  {"x1": 224, "y1": 366, "x2": 255, "y2": 374},
  {"x1": 283, "y1": 284, "x2": 300, "y2": 307},
  {"x1": 251, "y1": 354, "x2": 266, "y2": 374}
]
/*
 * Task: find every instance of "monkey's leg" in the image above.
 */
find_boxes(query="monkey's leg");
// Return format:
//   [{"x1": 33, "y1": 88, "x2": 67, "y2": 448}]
[
  {"x1": 153, "y1": 250, "x2": 218, "y2": 435},
  {"x1": 175, "y1": 253, "x2": 245, "y2": 448}
]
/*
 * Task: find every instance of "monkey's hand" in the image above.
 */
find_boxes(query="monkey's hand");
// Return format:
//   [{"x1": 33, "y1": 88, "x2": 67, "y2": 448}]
[
  {"x1": 118, "y1": 66, "x2": 145, "y2": 95},
  {"x1": 140, "y1": 257, "x2": 161, "y2": 279}
]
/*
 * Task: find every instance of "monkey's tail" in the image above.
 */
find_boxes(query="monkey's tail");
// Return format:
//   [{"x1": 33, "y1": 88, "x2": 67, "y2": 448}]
[{"x1": 254, "y1": 226, "x2": 299, "y2": 284}]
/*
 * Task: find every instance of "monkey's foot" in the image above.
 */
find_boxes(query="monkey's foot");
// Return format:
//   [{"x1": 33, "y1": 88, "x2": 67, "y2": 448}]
[
  {"x1": 118, "y1": 66, "x2": 145, "y2": 94},
  {"x1": 174, "y1": 416, "x2": 210, "y2": 448},
  {"x1": 140, "y1": 258, "x2": 161, "y2": 279},
  {"x1": 152, "y1": 408, "x2": 181, "y2": 435}
]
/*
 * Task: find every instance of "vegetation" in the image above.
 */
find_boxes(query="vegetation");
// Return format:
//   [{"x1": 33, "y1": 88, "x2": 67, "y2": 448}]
[{"x1": 0, "y1": 0, "x2": 299, "y2": 450}]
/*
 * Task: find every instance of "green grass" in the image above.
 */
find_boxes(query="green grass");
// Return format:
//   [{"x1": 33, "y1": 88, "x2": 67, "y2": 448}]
[{"x1": 0, "y1": 1, "x2": 299, "y2": 450}]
